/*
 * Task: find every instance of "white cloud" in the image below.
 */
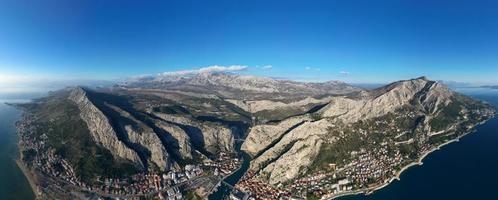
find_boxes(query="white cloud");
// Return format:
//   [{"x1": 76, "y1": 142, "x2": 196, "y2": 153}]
[
  {"x1": 0, "y1": 74, "x2": 45, "y2": 84},
  {"x1": 339, "y1": 71, "x2": 350, "y2": 76},
  {"x1": 305, "y1": 66, "x2": 320, "y2": 71},
  {"x1": 160, "y1": 65, "x2": 248, "y2": 76},
  {"x1": 261, "y1": 65, "x2": 273, "y2": 70}
]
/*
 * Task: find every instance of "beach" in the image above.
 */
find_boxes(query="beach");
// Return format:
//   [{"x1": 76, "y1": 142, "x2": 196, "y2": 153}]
[
  {"x1": 15, "y1": 159, "x2": 39, "y2": 198},
  {"x1": 0, "y1": 102, "x2": 36, "y2": 200}
]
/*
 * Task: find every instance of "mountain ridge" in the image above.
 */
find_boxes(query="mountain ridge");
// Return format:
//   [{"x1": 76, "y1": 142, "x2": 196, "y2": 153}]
[
  {"x1": 241, "y1": 76, "x2": 495, "y2": 187},
  {"x1": 121, "y1": 72, "x2": 362, "y2": 100},
  {"x1": 14, "y1": 74, "x2": 496, "y2": 199}
]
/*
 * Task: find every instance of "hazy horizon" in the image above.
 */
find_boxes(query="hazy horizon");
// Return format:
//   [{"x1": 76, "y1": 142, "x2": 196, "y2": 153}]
[{"x1": 0, "y1": 70, "x2": 492, "y2": 97}]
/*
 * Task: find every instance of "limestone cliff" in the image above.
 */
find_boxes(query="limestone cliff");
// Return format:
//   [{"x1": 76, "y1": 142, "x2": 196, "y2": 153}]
[
  {"x1": 241, "y1": 77, "x2": 495, "y2": 185},
  {"x1": 37, "y1": 75, "x2": 494, "y2": 191},
  {"x1": 152, "y1": 113, "x2": 235, "y2": 154},
  {"x1": 250, "y1": 119, "x2": 332, "y2": 184},
  {"x1": 319, "y1": 77, "x2": 452, "y2": 123},
  {"x1": 155, "y1": 121, "x2": 193, "y2": 160},
  {"x1": 242, "y1": 116, "x2": 310, "y2": 156},
  {"x1": 105, "y1": 103, "x2": 173, "y2": 171},
  {"x1": 68, "y1": 87, "x2": 144, "y2": 169}
]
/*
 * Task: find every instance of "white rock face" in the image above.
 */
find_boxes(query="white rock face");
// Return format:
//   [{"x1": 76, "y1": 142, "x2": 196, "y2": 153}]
[
  {"x1": 198, "y1": 123, "x2": 234, "y2": 153},
  {"x1": 420, "y1": 82, "x2": 453, "y2": 114},
  {"x1": 320, "y1": 77, "x2": 453, "y2": 123},
  {"x1": 123, "y1": 72, "x2": 362, "y2": 100},
  {"x1": 68, "y1": 87, "x2": 144, "y2": 169},
  {"x1": 249, "y1": 119, "x2": 333, "y2": 184},
  {"x1": 243, "y1": 77, "x2": 456, "y2": 185},
  {"x1": 187, "y1": 73, "x2": 361, "y2": 95},
  {"x1": 319, "y1": 97, "x2": 362, "y2": 119},
  {"x1": 189, "y1": 72, "x2": 280, "y2": 93},
  {"x1": 105, "y1": 103, "x2": 173, "y2": 171},
  {"x1": 258, "y1": 135, "x2": 324, "y2": 185},
  {"x1": 55, "y1": 74, "x2": 494, "y2": 192},
  {"x1": 123, "y1": 125, "x2": 171, "y2": 170},
  {"x1": 153, "y1": 113, "x2": 235, "y2": 154},
  {"x1": 227, "y1": 97, "x2": 332, "y2": 113},
  {"x1": 155, "y1": 121, "x2": 193, "y2": 160},
  {"x1": 242, "y1": 116, "x2": 310, "y2": 156}
]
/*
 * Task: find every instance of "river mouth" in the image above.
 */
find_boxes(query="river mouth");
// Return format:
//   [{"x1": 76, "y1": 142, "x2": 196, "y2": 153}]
[{"x1": 208, "y1": 141, "x2": 252, "y2": 200}]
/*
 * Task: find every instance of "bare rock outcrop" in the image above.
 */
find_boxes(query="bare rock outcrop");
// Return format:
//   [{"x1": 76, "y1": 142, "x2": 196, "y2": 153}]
[
  {"x1": 153, "y1": 113, "x2": 235, "y2": 154},
  {"x1": 105, "y1": 103, "x2": 173, "y2": 171},
  {"x1": 257, "y1": 135, "x2": 324, "y2": 185},
  {"x1": 243, "y1": 77, "x2": 460, "y2": 185},
  {"x1": 242, "y1": 116, "x2": 310, "y2": 156},
  {"x1": 155, "y1": 121, "x2": 193, "y2": 160},
  {"x1": 123, "y1": 71, "x2": 362, "y2": 100},
  {"x1": 226, "y1": 97, "x2": 332, "y2": 113},
  {"x1": 320, "y1": 77, "x2": 453, "y2": 123},
  {"x1": 248, "y1": 119, "x2": 333, "y2": 184},
  {"x1": 68, "y1": 87, "x2": 144, "y2": 169}
]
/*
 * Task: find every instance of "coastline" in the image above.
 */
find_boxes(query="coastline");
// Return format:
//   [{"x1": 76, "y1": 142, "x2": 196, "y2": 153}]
[
  {"x1": 15, "y1": 158, "x2": 38, "y2": 199},
  {"x1": 329, "y1": 122, "x2": 487, "y2": 200},
  {"x1": 13, "y1": 106, "x2": 38, "y2": 200},
  {"x1": 365, "y1": 137, "x2": 461, "y2": 194}
]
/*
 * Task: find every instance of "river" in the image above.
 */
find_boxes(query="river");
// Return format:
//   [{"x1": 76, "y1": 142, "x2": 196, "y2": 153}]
[
  {"x1": 1, "y1": 88, "x2": 497, "y2": 200},
  {"x1": 208, "y1": 141, "x2": 251, "y2": 200}
]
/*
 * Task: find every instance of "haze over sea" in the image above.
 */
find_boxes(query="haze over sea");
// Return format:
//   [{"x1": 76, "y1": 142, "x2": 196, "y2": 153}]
[{"x1": 0, "y1": 88, "x2": 497, "y2": 200}]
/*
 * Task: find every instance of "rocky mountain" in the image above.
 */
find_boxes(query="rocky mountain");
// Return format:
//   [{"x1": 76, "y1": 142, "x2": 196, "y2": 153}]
[
  {"x1": 22, "y1": 85, "x2": 247, "y2": 179},
  {"x1": 68, "y1": 87, "x2": 145, "y2": 169},
  {"x1": 122, "y1": 72, "x2": 361, "y2": 100},
  {"x1": 242, "y1": 77, "x2": 495, "y2": 185},
  {"x1": 122, "y1": 72, "x2": 363, "y2": 123},
  {"x1": 16, "y1": 74, "x2": 496, "y2": 199}
]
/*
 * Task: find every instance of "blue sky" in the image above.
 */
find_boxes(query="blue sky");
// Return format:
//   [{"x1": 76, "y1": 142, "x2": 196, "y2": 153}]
[{"x1": 1, "y1": 0, "x2": 498, "y2": 92}]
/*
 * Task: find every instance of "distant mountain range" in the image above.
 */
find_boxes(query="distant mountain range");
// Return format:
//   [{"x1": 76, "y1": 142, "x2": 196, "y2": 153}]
[{"x1": 121, "y1": 71, "x2": 362, "y2": 100}]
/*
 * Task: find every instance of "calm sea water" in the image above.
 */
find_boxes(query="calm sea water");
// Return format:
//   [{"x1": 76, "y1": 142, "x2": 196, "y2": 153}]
[
  {"x1": 339, "y1": 88, "x2": 498, "y2": 200},
  {"x1": 0, "y1": 100, "x2": 35, "y2": 200}
]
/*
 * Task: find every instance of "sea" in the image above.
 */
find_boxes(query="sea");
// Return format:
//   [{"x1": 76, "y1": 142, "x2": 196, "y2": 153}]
[
  {"x1": 0, "y1": 88, "x2": 497, "y2": 200},
  {"x1": 339, "y1": 88, "x2": 498, "y2": 200},
  {"x1": 0, "y1": 98, "x2": 35, "y2": 200}
]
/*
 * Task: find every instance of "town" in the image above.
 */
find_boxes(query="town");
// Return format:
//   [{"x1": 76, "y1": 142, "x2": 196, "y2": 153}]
[{"x1": 16, "y1": 113, "x2": 243, "y2": 200}]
